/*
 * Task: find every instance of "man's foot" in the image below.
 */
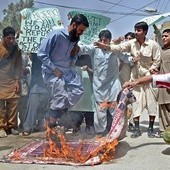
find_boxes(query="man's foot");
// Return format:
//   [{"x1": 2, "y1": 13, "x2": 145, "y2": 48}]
[
  {"x1": 85, "y1": 125, "x2": 95, "y2": 135},
  {"x1": 131, "y1": 128, "x2": 142, "y2": 138},
  {"x1": 0, "y1": 129, "x2": 7, "y2": 138},
  {"x1": 147, "y1": 127, "x2": 155, "y2": 138},
  {"x1": 127, "y1": 123, "x2": 134, "y2": 132},
  {"x1": 96, "y1": 132, "x2": 104, "y2": 138},
  {"x1": 22, "y1": 130, "x2": 31, "y2": 136},
  {"x1": 10, "y1": 128, "x2": 19, "y2": 135},
  {"x1": 96, "y1": 129, "x2": 108, "y2": 138}
]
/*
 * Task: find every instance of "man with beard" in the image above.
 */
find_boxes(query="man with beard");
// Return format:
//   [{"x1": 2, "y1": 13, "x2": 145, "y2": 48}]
[{"x1": 37, "y1": 14, "x2": 89, "y2": 129}]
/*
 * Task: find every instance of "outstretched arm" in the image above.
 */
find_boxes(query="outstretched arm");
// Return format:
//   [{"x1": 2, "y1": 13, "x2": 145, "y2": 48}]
[
  {"x1": 94, "y1": 41, "x2": 111, "y2": 51},
  {"x1": 153, "y1": 24, "x2": 162, "y2": 46},
  {"x1": 122, "y1": 75, "x2": 153, "y2": 89}
]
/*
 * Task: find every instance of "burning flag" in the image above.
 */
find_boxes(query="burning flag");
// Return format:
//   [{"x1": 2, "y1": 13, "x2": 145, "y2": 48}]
[{"x1": 2, "y1": 88, "x2": 135, "y2": 165}]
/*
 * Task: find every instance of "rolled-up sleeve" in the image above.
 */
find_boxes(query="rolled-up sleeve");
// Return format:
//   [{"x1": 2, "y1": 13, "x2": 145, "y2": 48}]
[
  {"x1": 110, "y1": 41, "x2": 131, "y2": 53},
  {"x1": 78, "y1": 44, "x2": 95, "y2": 57}
]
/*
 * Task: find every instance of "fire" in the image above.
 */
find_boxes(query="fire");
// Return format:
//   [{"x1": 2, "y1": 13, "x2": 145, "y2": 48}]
[
  {"x1": 43, "y1": 126, "x2": 118, "y2": 163},
  {"x1": 7, "y1": 89, "x2": 132, "y2": 165},
  {"x1": 9, "y1": 150, "x2": 21, "y2": 160},
  {"x1": 90, "y1": 140, "x2": 118, "y2": 163}
]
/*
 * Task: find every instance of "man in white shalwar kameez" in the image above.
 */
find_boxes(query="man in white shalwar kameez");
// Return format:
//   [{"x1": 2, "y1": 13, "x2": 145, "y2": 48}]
[{"x1": 78, "y1": 30, "x2": 136, "y2": 137}]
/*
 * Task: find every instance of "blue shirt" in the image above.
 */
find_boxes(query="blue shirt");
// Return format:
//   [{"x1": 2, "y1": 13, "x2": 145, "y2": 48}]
[
  {"x1": 79, "y1": 45, "x2": 133, "y2": 102},
  {"x1": 37, "y1": 28, "x2": 77, "y2": 75}
]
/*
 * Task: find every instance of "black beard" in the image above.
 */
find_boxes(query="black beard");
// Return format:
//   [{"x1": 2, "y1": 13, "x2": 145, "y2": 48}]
[{"x1": 69, "y1": 28, "x2": 80, "y2": 42}]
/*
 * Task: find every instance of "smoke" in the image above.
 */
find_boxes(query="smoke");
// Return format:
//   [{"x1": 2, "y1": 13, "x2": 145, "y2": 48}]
[{"x1": 59, "y1": 111, "x2": 84, "y2": 129}]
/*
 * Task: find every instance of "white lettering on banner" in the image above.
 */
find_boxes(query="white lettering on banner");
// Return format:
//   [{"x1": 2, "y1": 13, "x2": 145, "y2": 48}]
[{"x1": 19, "y1": 8, "x2": 63, "y2": 53}]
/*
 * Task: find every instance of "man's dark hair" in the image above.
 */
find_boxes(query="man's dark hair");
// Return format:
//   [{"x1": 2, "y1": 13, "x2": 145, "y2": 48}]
[
  {"x1": 124, "y1": 32, "x2": 135, "y2": 39},
  {"x1": 70, "y1": 14, "x2": 89, "y2": 27},
  {"x1": 99, "y1": 29, "x2": 112, "y2": 40},
  {"x1": 162, "y1": 29, "x2": 170, "y2": 34},
  {"x1": 3, "y1": 26, "x2": 16, "y2": 37},
  {"x1": 134, "y1": 21, "x2": 149, "y2": 32}
]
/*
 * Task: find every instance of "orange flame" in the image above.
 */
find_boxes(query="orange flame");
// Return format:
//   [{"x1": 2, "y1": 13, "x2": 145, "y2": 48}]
[
  {"x1": 43, "y1": 126, "x2": 118, "y2": 163},
  {"x1": 9, "y1": 150, "x2": 21, "y2": 160}
]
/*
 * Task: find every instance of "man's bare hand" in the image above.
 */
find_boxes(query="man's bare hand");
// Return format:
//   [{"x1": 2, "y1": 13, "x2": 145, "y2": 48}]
[
  {"x1": 122, "y1": 81, "x2": 138, "y2": 89},
  {"x1": 70, "y1": 45, "x2": 80, "y2": 56},
  {"x1": 81, "y1": 65, "x2": 88, "y2": 70},
  {"x1": 53, "y1": 68, "x2": 63, "y2": 78},
  {"x1": 112, "y1": 36, "x2": 124, "y2": 44},
  {"x1": 150, "y1": 68, "x2": 159, "y2": 74},
  {"x1": 132, "y1": 56, "x2": 140, "y2": 63},
  {"x1": 94, "y1": 41, "x2": 110, "y2": 50},
  {"x1": 14, "y1": 80, "x2": 20, "y2": 93}
]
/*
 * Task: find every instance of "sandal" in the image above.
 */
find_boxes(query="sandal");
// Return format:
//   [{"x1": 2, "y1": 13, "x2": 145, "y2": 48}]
[{"x1": 22, "y1": 131, "x2": 31, "y2": 136}]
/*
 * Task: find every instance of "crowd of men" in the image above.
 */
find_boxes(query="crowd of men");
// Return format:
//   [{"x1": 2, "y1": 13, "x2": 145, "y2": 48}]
[{"x1": 0, "y1": 14, "x2": 169, "y2": 141}]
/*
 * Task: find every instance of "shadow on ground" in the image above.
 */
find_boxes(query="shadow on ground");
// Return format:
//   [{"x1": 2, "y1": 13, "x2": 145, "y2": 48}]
[
  {"x1": 162, "y1": 147, "x2": 170, "y2": 155},
  {"x1": 115, "y1": 141, "x2": 130, "y2": 159},
  {"x1": 0, "y1": 146, "x2": 13, "y2": 151},
  {"x1": 130, "y1": 142, "x2": 167, "y2": 150}
]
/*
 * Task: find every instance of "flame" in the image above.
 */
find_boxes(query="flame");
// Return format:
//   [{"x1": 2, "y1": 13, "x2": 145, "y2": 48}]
[
  {"x1": 8, "y1": 89, "x2": 133, "y2": 164},
  {"x1": 10, "y1": 150, "x2": 21, "y2": 160},
  {"x1": 92, "y1": 140, "x2": 118, "y2": 163},
  {"x1": 43, "y1": 126, "x2": 118, "y2": 163},
  {"x1": 8, "y1": 126, "x2": 119, "y2": 164}
]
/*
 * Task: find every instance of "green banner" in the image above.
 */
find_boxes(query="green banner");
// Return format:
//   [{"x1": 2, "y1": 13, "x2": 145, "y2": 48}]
[
  {"x1": 18, "y1": 8, "x2": 63, "y2": 53},
  {"x1": 69, "y1": 11, "x2": 111, "y2": 45}
]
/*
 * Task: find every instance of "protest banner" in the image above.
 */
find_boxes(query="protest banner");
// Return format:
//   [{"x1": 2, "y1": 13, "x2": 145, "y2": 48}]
[
  {"x1": 18, "y1": 8, "x2": 63, "y2": 53},
  {"x1": 69, "y1": 11, "x2": 111, "y2": 45},
  {"x1": 139, "y1": 12, "x2": 170, "y2": 26}
]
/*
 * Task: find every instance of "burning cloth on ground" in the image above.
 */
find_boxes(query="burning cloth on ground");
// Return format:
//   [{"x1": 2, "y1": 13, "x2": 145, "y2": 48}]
[{"x1": 1, "y1": 88, "x2": 135, "y2": 165}]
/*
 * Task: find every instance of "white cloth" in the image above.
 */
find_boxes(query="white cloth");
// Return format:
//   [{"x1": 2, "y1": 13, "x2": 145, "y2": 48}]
[{"x1": 152, "y1": 73, "x2": 170, "y2": 88}]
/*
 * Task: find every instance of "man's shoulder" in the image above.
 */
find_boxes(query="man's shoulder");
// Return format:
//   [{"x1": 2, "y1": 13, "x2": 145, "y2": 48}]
[
  {"x1": 47, "y1": 28, "x2": 66, "y2": 37},
  {"x1": 146, "y1": 38, "x2": 159, "y2": 46},
  {"x1": 0, "y1": 41, "x2": 4, "y2": 51}
]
